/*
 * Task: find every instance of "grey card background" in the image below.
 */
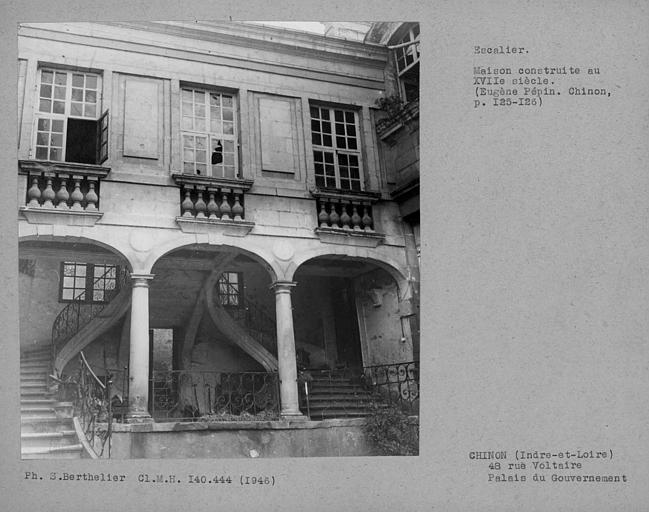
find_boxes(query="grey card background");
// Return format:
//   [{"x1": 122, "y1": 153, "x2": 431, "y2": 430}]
[{"x1": 1, "y1": 0, "x2": 648, "y2": 510}]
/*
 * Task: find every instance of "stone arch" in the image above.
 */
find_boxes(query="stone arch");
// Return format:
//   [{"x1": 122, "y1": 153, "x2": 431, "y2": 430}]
[{"x1": 286, "y1": 246, "x2": 412, "y2": 301}]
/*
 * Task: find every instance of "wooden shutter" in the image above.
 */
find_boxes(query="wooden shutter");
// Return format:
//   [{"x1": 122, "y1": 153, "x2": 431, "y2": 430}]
[{"x1": 96, "y1": 110, "x2": 109, "y2": 164}]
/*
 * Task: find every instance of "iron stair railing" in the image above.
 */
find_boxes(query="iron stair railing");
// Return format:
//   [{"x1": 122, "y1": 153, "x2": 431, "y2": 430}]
[
  {"x1": 51, "y1": 266, "x2": 130, "y2": 365},
  {"x1": 218, "y1": 281, "x2": 277, "y2": 357}
]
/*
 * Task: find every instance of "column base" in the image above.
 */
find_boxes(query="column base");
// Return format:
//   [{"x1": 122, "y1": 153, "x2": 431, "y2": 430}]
[
  {"x1": 125, "y1": 411, "x2": 154, "y2": 424},
  {"x1": 280, "y1": 411, "x2": 309, "y2": 421}
]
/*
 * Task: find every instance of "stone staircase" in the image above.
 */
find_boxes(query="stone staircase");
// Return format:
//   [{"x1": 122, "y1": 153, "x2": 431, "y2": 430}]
[
  {"x1": 300, "y1": 370, "x2": 382, "y2": 420},
  {"x1": 20, "y1": 348, "x2": 83, "y2": 460}
]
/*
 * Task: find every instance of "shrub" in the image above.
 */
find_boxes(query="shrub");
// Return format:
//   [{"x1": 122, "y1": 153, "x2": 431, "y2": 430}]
[{"x1": 364, "y1": 403, "x2": 419, "y2": 456}]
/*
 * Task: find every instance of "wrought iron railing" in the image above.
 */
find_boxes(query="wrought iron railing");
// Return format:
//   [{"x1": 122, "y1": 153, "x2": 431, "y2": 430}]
[
  {"x1": 75, "y1": 351, "x2": 114, "y2": 458},
  {"x1": 51, "y1": 266, "x2": 129, "y2": 354},
  {"x1": 219, "y1": 281, "x2": 277, "y2": 357},
  {"x1": 150, "y1": 370, "x2": 280, "y2": 421},
  {"x1": 362, "y1": 361, "x2": 419, "y2": 415}
]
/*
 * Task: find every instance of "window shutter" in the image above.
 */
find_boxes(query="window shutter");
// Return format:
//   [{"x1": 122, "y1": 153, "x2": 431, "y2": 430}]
[{"x1": 96, "y1": 110, "x2": 109, "y2": 164}]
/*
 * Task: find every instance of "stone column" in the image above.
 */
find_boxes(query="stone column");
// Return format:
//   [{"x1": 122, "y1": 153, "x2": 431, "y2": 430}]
[
  {"x1": 126, "y1": 273, "x2": 154, "y2": 423},
  {"x1": 270, "y1": 281, "x2": 305, "y2": 419}
]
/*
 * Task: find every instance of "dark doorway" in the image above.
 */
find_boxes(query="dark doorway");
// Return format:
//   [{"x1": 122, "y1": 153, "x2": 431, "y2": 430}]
[{"x1": 332, "y1": 279, "x2": 363, "y2": 368}]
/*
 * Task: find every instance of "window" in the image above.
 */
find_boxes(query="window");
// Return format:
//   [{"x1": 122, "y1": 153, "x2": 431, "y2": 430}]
[
  {"x1": 34, "y1": 68, "x2": 108, "y2": 165},
  {"x1": 181, "y1": 87, "x2": 239, "y2": 178},
  {"x1": 310, "y1": 105, "x2": 362, "y2": 191},
  {"x1": 393, "y1": 25, "x2": 420, "y2": 102},
  {"x1": 59, "y1": 262, "x2": 118, "y2": 303},
  {"x1": 216, "y1": 272, "x2": 243, "y2": 307}
]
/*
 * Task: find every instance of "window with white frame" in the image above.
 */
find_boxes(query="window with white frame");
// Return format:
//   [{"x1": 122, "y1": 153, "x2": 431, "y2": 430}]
[
  {"x1": 34, "y1": 68, "x2": 108, "y2": 165},
  {"x1": 59, "y1": 262, "x2": 118, "y2": 303},
  {"x1": 216, "y1": 272, "x2": 243, "y2": 307},
  {"x1": 310, "y1": 105, "x2": 362, "y2": 191},
  {"x1": 393, "y1": 24, "x2": 420, "y2": 103},
  {"x1": 181, "y1": 87, "x2": 238, "y2": 178}
]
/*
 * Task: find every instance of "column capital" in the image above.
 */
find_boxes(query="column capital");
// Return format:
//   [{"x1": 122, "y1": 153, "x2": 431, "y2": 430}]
[
  {"x1": 269, "y1": 280, "x2": 297, "y2": 293},
  {"x1": 130, "y1": 273, "x2": 154, "y2": 287}
]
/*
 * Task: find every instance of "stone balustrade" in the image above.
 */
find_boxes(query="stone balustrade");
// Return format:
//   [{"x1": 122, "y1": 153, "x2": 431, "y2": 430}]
[
  {"x1": 171, "y1": 173, "x2": 255, "y2": 236},
  {"x1": 316, "y1": 197, "x2": 375, "y2": 231},
  {"x1": 18, "y1": 160, "x2": 111, "y2": 225},
  {"x1": 311, "y1": 189, "x2": 385, "y2": 247}
]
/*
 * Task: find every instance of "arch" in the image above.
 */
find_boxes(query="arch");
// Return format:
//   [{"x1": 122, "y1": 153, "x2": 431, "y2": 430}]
[
  {"x1": 18, "y1": 234, "x2": 133, "y2": 271},
  {"x1": 287, "y1": 246, "x2": 412, "y2": 301},
  {"x1": 146, "y1": 238, "x2": 280, "y2": 283}
]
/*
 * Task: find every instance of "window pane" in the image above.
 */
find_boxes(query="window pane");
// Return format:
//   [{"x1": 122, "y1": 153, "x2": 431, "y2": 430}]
[
  {"x1": 38, "y1": 118, "x2": 50, "y2": 131},
  {"x1": 345, "y1": 111, "x2": 355, "y2": 123},
  {"x1": 70, "y1": 103, "x2": 83, "y2": 116},
  {"x1": 52, "y1": 120, "x2": 64, "y2": 132},
  {"x1": 93, "y1": 290, "x2": 104, "y2": 302},
  {"x1": 35, "y1": 147, "x2": 48, "y2": 159},
  {"x1": 54, "y1": 86, "x2": 66, "y2": 100},
  {"x1": 322, "y1": 134, "x2": 332, "y2": 146},
  {"x1": 37, "y1": 132, "x2": 48, "y2": 145},
  {"x1": 182, "y1": 89, "x2": 192, "y2": 102},
  {"x1": 41, "y1": 70, "x2": 53, "y2": 83},
  {"x1": 54, "y1": 72, "x2": 67, "y2": 86},
  {"x1": 71, "y1": 88, "x2": 83, "y2": 101},
  {"x1": 62, "y1": 289, "x2": 74, "y2": 300},
  {"x1": 40, "y1": 84, "x2": 52, "y2": 98},
  {"x1": 39, "y1": 99, "x2": 51, "y2": 112},
  {"x1": 336, "y1": 136, "x2": 346, "y2": 148},
  {"x1": 310, "y1": 106, "x2": 319, "y2": 118},
  {"x1": 85, "y1": 90, "x2": 97, "y2": 103},
  {"x1": 195, "y1": 118, "x2": 206, "y2": 132},
  {"x1": 51, "y1": 133, "x2": 63, "y2": 147},
  {"x1": 312, "y1": 133, "x2": 321, "y2": 146},
  {"x1": 85, "y1": 105, "x2": 96, "y2": 118},
  {"x1": 53, "y1": 101, "x2": 65, "y2": 114},
  {"x1": 223, "y1": 140, "x2": 234, "y2": 152},
  {"x1": 50, "y1": 147, "x2": 62, "y2": 160},
  {"x1": 348, "y1": 138, "x2": 357, "y2": 150},
  {"x1": 223, "y1": 122, "x2": 233, "y2": 135},
  {"x1": 334, "y1": 110, "x2": 344, "y2": 122},
  {"x1": 222, "y1": 96, "x2": 233, "y2": 107},
  {"x1": 196, "y1": 163, "x2": 206, "y2": 175},
  {"x1": 223, "y1": 109, "x2": 233, "y2": 121},
  {"x1": 182, "y1": 116, "x2": 193, "y2": 130}
]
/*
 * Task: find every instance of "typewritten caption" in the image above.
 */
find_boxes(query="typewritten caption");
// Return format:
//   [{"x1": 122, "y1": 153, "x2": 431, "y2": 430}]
[
  {"x1": 468, "y1": 449, "x2": 629, "y2": 484},
  {"x1": 473, "y1": 45, "x2": 612, "y2": 108},
  {"x1": 23, "y1": 471, "x2": 276, "y2": 487}
]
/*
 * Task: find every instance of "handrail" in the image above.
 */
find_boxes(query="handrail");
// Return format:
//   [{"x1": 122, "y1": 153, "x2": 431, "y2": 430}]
[
  {"x1": 218, "y1": 280, "x2": 277, "y2": 355},
  {"x1": 74, "y1": 351, "x2": 114, "y2": 458},
  {"x1": 51, "y1": 266, "x2": 129, "y2": 362}
]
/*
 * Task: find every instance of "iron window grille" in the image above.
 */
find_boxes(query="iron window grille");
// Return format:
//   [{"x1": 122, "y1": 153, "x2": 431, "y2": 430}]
[
  {"x1": 59, "y1": 262, "x2": 118, "y2": 303},
  {"x1": 216, "y1": 271, "x2": 243, "y2": 308},
  {"x1": 33, "y1": 68, "x2": 109, "y2": 165},
  {"x1": 181, "y1": 87, "x2": 239, "y2": 178},
  {"x1": 310, "y1": 105, "x2": 363, "y2": 191}
]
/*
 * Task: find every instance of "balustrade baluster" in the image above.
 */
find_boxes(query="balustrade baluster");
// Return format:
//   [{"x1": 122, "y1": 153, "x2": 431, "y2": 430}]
[
  {"x1": 54, "y1": 174, "x2": 69, "y2": 209},
  {"x1": 85, "y1": 179, "x2": 98, "y2": 211},
  {"x1": 328, "y1": 200, "x2": 340, "y2": 228},
  {"x1": 318, "y1": 201, "x2": 329, "y2": 228},
  {"x1": 27, "y1": 175, "x2": 41, "y2": 207},
  {"x1": 220, "y1": 189, "x2": 232, "y2": 220},
  {"x1": 207, "y1": 189, "x2": 219, "y2": 219},
  {"x1": 351, "y1": 205, "x2": 362, "y2": 230},
  {"x1": 340, "y1": 202, "x2": 351, "y2": 230},
  {"x1": 195, "y1": 187, "x2": 207, "y2": 219},
  {"x1": 362, "y1": 204, "x2": 373, "y2": 231},
  {"x1": 41, "y1": 174, "x2": 56, "y2": 208},
  {"x1": 232, "y1": 189, "x2": 244, "y2": 221},
  {"x1": 70, "y1": 176, "x2": 84, "y2": 211},
  {"x1": 181, "y1": 188, "x2": 194, "y2": 217}
]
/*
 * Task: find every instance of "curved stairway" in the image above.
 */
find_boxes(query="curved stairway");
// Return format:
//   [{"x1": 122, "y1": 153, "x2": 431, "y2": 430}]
[{"x1": 20, "y1": 348, "x2": 83, "y2": 459}]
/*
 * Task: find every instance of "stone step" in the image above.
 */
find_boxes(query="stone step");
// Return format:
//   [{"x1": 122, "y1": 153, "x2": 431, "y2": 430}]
[
  {"x1": 21, "y1": 444, "x2": 83, "y2": 460},
  {"x1": 21, "y1": 417, "x2": 75, "y2": 433},
  {"x1": 21, "y1": 431, "x2": 79, "y2": 449},
  {"x1": 20, "y1": 368, "x2": 50, "y2": 376},
  {"x1": 306, "y1": 394, "x2": 374, "y2": 403}
]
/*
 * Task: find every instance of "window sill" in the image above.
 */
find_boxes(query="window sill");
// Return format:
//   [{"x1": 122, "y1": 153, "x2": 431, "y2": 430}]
[
  {"x1": 314, "y1": 227, "x2": 384, "y2": 248},
  {"x1": 171, "y1": 173, "x2": 254, "y2": 191},
  {"x1": 19, "y1": 206, "x2": 103, "y2": 226},
  {"x1": 18, "y1": 160, "x2": 111, "y2": 178},
  {"x1": 310, "y1": 188, "x2": 381, "y2": 203},
  {"x1": 175, "y1": 216, "x2": 255, "y2": 237}
]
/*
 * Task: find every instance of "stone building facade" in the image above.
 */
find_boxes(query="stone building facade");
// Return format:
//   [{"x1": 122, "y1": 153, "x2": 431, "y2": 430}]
[{"x1": 17, "y1": 21, "x2": 420, "y2": 458}]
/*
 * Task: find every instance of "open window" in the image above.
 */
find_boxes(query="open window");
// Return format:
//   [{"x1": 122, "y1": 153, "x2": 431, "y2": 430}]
[
  {"x1": 392, "y1": 24, "x2": 420, "y2": 103},
  {"x1": 34, "y1": 68, "x2": 109, "y2": 165}
]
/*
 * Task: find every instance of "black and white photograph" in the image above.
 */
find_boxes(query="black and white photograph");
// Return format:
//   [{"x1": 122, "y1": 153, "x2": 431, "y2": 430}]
[{"x1": 16, "y1": 20, "x2": 420, "y2": 460}]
